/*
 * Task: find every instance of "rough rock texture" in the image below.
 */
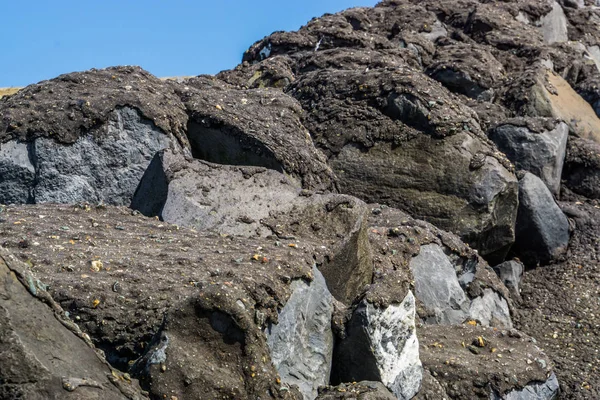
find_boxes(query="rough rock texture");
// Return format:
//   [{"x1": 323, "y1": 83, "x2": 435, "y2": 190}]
[
  {"x1": 540, "y1": 1, "x2": 569, "y2": 44},
  {"x1": 0, "y1": 204, "x2": 322, "y2": 399},
  {"x1": 410, "y1": 244, "x2": 511, "y2": 327},
  {"x1": 0, "y1": 249, "x2": 146, "y2": 400},
  {"x1": 419, "y1": 324, "x2": 557, "y2": 399},
  {"x1": 289, "y1": 66, "x2": 518, "y2": 261},
  {"x1": 332, "y1": 292, "x2": 422, "y2": 400},
  {"x1": 563, "y1": 137, "x2": 600, "y2": 199},
  {"x1": 178, "y1": 76, "x2": 337, "y2": 191},
  {"x1": 316, "y1": 381, "x2": 396, "y2": 400},
  {"x1": 514, "y1": 173, "x2": 570, "y2": 265},
  {"x1": 267, "y1": 266, "x2": 334, "y2": 400},
  {"x1": 490, "y1": 119, "x2": 568, "y2": 196}
]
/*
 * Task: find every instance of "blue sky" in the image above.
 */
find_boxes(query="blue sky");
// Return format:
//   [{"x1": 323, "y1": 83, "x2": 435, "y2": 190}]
[{"x1": 1, "y1": 0, "x2": 379, "y2": 87}]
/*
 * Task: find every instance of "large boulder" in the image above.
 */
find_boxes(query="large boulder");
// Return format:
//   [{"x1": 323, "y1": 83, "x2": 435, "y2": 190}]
[
  {"x1": 514, "y1": 172, "x2": 570, "y2": 265},
  {"x1": 289, "y1": 66, "x2": 518, "y2": 261},
  {"x1": 366, "y1": 205, "x2": 514, "y2": 328},
  {"x1": 490, "y1": 118, "x2": 569, "y2": 196},
  {"x1": 177, "y1": 76, "x2": 337, "y2": 191},
  {"x1": 332, "y1": 292, "x2": 422, "y2": 400},
  {"x1": 0, "y1": 249, "x2": 146, "y2": 399},
  {"x1": 0, "y1": 67, "x2": 188, "y2": 205}
]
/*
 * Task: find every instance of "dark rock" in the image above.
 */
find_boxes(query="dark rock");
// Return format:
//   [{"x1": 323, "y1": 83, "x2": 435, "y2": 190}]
[
  {"x1": 179, "y1": 76, "x2": 337, "y2": 191},
  {"x1": 493, "y1": 260, "x2": 525, "y2": 300},
  {"x1": 267, "y1": 266, "x2": 334, "y2": 400},
  {"x1": 316, "y1": 381, "x2": 396, "y2": 400},
  {"x1": 0, "y1": 141, "x2": 34, "y2": 203},
  {"x1": 289, "y1": 66, "x2": 518, "y2": 261},
  {"x1": 493, "y1": 373, "x2": 559, "y2": 400},
  {"x1": 490, "y1": 119, "x2": 568, "y2": 195},
  {"x1": 563, "y1": 136, "x2": 600, "y2": 199},
  {"x1": 0, "y1": 249, "x2": 146, "y2": 399},
  {"x1": 514, "y1": 173, "x2": 570, "y2": 265},
  {"x1": 332, "y1": 292, "x2": 422, "y2": 400}
]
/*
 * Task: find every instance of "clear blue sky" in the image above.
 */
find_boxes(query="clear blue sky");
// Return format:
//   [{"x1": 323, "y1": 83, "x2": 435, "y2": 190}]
[{"x1": 0, "y1": 0, "x2": 379, "y2": 87}]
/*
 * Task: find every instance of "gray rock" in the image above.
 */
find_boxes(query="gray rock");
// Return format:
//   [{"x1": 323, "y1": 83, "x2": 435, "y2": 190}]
[
  {"x1": 0, "y1": 107, "x2": 172, "y2": 206},
  {"x1": 490, "y1": 121, "x2": 568, "y2": 195},
  {"x1": 267, "y1": 266, "x2": 334, "y2": 400},
  {"x1": 0, "y1": 249, "x2": 145, "y2": 399},
  {"x1": 498, "y1": 373, "x2": 560, "y2": 400},
  {"x1": 409, "y1": 244, "x2": 470, "y2": 325},
  {"x1": 540, "y1": 2, "x2": 569, "y2": 44},
  {"x1": 563, "y1": 136, "x2": 600, "y2": 199},
  {"x1": 0, "y1": 141, "x2": 34, "y2": 204},
  {"x1": 332, "y1": 292, "x2": 423, "y2": 400},
  {"x1": 469, "y1": 289, "x2": 512, "y2": 328},
  {"x1": 410, "y1": 244, "x2": 512, "y2": 327},
  {"x1": 514, "y1": 173, "x2": 570, "y2": 265},
  {"x1": 493, "y1": 260, "x2": 524, "y2": 298}
]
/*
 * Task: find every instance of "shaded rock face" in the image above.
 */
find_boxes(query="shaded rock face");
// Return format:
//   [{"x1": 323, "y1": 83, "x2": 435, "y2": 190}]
[
  {"x1": 490, "y1": 120, "x2": 568, "y2": 196},
  {"x1": 514, "y1": 173, "x2": 570, "y2": 265},
  {"x1": 0, "y1": 107, "x2": 172, "y2": 205},
  {"x1": 332, "y1": 292, "x2": 422, "y2": 400},
  {"x1": 316, "y1": 381, "x2": 396, "y2": 400},
  {"x1": 267, "y1": 266, "x2": 334, "y2": 400},
  {"x1": 493, "y1": 260, "x2": 524, "y2": 300},
  {"x1": 0, "y1": 249, "x2": 145, "y2": 400},
  {"x1": 409, "y1": 244, "x2": 512, "y2": 328},
  {"x1": 563, "y1": 136, "x2": 600, "y2": 199}
]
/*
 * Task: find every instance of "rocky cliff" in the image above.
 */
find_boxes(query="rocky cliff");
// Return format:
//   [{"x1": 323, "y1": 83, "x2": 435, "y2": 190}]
[{"x1": 1, "y1": 0, "x2": 599, "y2": 399}]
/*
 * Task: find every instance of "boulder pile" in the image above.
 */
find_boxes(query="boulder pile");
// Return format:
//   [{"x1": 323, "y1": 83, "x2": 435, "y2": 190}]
[{"x1": 1, "y1": 0, "x2": 599, "y2": 399}]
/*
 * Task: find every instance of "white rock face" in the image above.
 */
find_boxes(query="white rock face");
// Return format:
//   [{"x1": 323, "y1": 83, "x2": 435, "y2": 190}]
[{"x1": 334, "y1": 291, "x2": 423, "y2": 400}]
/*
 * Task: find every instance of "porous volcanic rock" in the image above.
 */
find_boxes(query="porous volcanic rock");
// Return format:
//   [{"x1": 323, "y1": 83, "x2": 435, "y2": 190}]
[
  {"x1": 419, "y1": 324, "x2": 557, "y2": 399},
  {"x1": 0, "y1": 249, "x2": 146, "y2": 400}
]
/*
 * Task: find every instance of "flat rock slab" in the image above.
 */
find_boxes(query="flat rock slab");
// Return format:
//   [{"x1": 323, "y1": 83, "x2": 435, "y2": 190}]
[
  {"x1": 0, "y1": 249, "x2": 146, "y2": 400},
  {"x1": 419, "y1": 324, "x2": 556, "y2": 399}
]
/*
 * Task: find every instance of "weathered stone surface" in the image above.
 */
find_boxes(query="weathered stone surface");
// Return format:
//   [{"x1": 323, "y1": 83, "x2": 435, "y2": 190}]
[
  {"x1": 506, "y1": 68, "x2": 600, "y2": 144},
  {"x1": 267, "y1": 266, "x2": 334, "y2": 400},
  {"x1": 0, "y1": 249, "x2": 146, "y2": 400},
  {"x1": 540, "y1": 1, "x2": 569, "y2": 44},
  {"x1": 332, "y1": 292, "x2": 422, "y2": 400},
  {"x1": 493, "y1": 260, "x2": 525, "y2": 300},
  {"x1": 514, "y1": 173, "x2": 570, "y2": 265},
  {"x1": 178, "y1": 76, "x2": 337, "y2": 191},
  {"x1": 419, "y1": 324, "x2": 556, "y2": 399},
  {"x1": 316, "y1": 381, "x2": 396, "y2": 400},
  {"x1": 490, "y1": 119, "x2": 568, "y2": 195},
  {"x1": 289, "y1": 66, "x2": 518, "y2": 261},
  {"x1": 132, "y1": 150, "x2": 373, "y2": 304},
  {"x1": 563, "y1": 136, "x2": 600, "y2": 199},
  {"x1": 410, "y1": 244, "x2": 512, "y2": 327}
]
